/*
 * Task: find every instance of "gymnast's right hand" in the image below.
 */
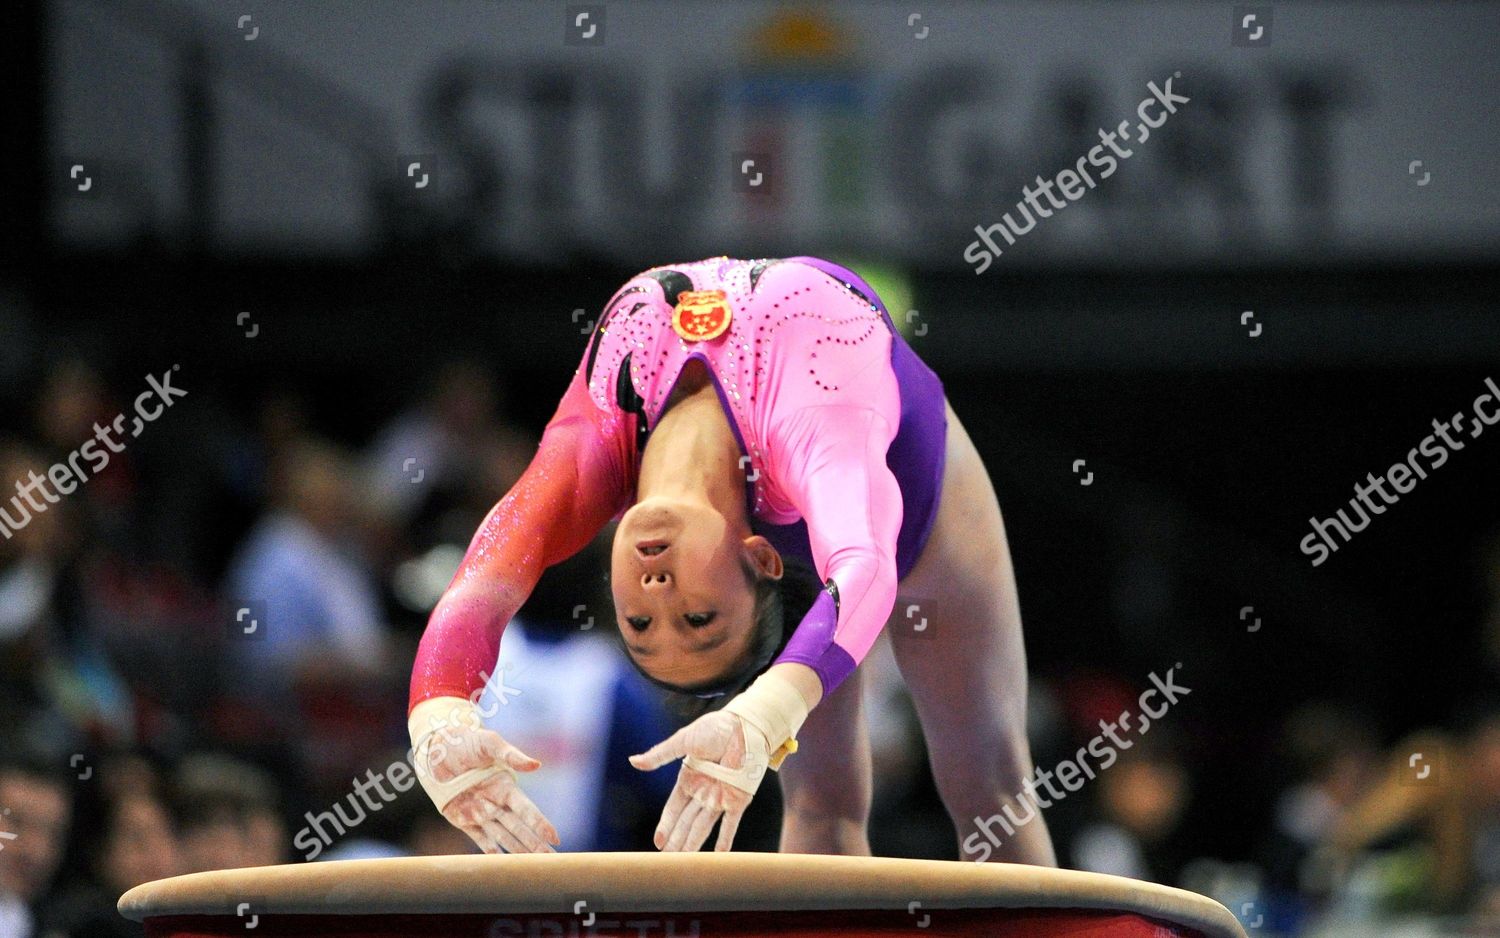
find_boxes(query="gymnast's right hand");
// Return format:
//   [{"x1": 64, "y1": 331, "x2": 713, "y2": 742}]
[{"x1": 408, "y1": 696, "x2": 561, "y2": 854}]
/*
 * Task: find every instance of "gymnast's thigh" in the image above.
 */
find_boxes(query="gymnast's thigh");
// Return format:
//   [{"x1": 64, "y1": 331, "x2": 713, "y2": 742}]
[{"x1": 889, "y1": 400, "x2": 1031, "y2": 736}]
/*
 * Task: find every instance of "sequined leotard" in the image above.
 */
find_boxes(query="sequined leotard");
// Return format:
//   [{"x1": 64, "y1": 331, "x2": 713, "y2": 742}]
[{"x1": 409, "y1": 256, "x2": 947, "y2": 711}]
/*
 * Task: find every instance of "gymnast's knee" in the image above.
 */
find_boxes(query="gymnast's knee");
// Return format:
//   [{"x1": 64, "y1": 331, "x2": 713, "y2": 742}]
[
  {"x1": 779, "y1": 780, "x2": 872, "y2": 828},
  {"x1": 929, "y1": 732, "x2": 1035, "y2": 824}
]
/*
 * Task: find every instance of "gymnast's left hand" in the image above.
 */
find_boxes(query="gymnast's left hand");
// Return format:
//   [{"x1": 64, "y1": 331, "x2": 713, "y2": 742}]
[{"x1": 629, "y1": 710, "x2": 755, "y2": 852}]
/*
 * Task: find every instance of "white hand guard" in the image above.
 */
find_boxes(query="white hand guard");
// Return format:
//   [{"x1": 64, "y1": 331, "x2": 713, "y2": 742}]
[
  {"x1": 682, "y1": 670, "x2": 810, "y2": 794},
  {"x1": 407, "y1": 696, "x2": 513, "y2": 812}
]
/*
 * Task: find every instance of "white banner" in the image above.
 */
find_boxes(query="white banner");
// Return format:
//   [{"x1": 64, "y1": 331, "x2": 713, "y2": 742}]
[{"x1": 50, "y1": 0, "x2": 1500, "y2": 269}]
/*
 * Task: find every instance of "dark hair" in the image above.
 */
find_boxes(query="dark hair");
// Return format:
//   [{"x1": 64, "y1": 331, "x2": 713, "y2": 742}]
[
  {"x1": 622, "y1": 556, "x2": 824, "y2": 719},
  {"x1": 170, "y1": 753, "x2": 281, "y2": 833}
]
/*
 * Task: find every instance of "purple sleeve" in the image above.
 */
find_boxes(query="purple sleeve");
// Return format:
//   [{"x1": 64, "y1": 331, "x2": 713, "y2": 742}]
[{"x1": 776, "y1": 586, "x2": 856, "y2": 693}]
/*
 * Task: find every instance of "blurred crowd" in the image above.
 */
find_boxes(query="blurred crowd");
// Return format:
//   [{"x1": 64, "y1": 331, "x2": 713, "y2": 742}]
[{"x1": 1, "y1": 356, "x2": 1497, "y2": 938}]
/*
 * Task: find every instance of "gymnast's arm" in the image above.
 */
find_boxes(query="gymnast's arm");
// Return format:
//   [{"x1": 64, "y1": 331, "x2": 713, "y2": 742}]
[
  {"x1": 407, "y1": 367, "x2": 632, "y2": 850},
  {"x1": 769, "y1": 403, "x2": 903, "y2": 701},
  {"x1": 409, "y1": 368, "x2": 630, "y2": 708}
]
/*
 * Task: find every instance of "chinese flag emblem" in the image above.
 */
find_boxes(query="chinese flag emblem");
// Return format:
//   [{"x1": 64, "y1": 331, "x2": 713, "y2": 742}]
[{"x1": 672, "y1": 290, "x2": 733, "y2": 342}]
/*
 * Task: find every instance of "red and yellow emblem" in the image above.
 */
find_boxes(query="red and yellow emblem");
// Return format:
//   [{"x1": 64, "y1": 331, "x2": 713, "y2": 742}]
[{"x1": 671, "y1": 290, "x2": 733, "y2": 342}]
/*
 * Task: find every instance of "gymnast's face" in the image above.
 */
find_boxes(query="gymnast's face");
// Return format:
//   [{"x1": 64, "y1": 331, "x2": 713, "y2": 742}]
[{"x1": 611, "y1": 496, "x2": 782, "y2": 692}]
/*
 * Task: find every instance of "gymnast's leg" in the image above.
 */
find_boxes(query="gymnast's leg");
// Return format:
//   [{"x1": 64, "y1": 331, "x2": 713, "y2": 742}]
[
  {"x1": 775, "y1": 666, "x2": 872, "y2": 855},
  {"x1": 889, "y1": 402, "x2": 1058, "y2": 865}
]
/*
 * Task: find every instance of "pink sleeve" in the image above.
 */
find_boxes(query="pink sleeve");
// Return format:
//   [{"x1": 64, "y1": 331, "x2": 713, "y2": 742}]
[
  {"x1": 767, "y1": 404, "x2": 902, "y2": 696},
  {"x1": 408, "y1": 368, "x2": 633, "y2": 712}
]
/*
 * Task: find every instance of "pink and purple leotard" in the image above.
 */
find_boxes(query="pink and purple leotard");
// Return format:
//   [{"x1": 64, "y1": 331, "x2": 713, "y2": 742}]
[{"x1": 409, "y1": 256, "x2": 946, "y2": 711}]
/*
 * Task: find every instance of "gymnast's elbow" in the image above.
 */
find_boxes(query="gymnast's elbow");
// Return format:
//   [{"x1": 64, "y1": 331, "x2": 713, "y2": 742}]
[
  {"x1": 826, "y1": 543, "x2": 899, "y2": 619},
  {"x1": 409, "y1": 585, "x2": 514, "y2": 688},
  {"x1": 428, "y1": 581, "x2": 517, "y2": 634}
]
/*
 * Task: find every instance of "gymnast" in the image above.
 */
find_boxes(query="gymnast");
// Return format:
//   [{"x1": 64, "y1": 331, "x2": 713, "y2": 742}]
[{"x1": 407, "y1": 256, "x2": 1057, "y2": 864}]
